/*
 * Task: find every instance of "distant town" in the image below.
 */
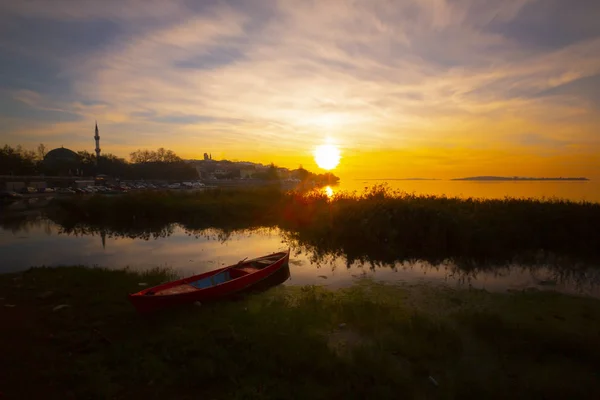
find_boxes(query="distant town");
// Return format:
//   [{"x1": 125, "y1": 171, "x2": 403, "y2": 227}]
[
  {"x1": 0, "y1": 123, "x2": 339, "y2": 195},
  {"x1": 185, "y1": 152, "x2": 329, "y2": 183}
]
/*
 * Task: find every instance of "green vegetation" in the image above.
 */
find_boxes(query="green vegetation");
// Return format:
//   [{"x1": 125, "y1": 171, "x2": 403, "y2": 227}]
[
  {"x1": 1, "y1": 267, "x2": 599, "y2": 399},
  {"x1": 48, "y1": 186, "x2": 285, "y2": 233},
  {"x1": 47, "y1": 185, "x2": 600, "y2": 267}
]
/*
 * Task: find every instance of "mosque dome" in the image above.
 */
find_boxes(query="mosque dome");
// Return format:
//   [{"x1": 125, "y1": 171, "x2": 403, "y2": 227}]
[{"x1": 44, "y1": 147, "x2": 80, "y2": 164}]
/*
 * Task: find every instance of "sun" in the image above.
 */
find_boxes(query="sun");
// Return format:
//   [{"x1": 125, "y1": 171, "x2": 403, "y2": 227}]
[{"x1": 314, "y1": 144, "x2": 341, "y2": 170}]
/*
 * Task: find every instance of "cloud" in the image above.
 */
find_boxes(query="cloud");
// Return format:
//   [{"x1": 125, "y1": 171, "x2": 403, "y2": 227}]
[
  {"x1": 486, "y1": 0, "x2": 600, "y2": 50},
  {"x1": 0, "y1": 0, "x2": 599, "y2": 177},
  {"x1": 513, "y1": 133, "x2": 571, "y2": 149},
  {"x1": 0, "y1": 0, "x2": 187, "y2": 22}
]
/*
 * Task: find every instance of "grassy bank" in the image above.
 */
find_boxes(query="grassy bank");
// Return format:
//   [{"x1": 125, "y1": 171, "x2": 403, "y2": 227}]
[
  {"x1": 47, "y1": 186, "x2": 600, "y2": 266},
  {"x1": 1, "y1": 267, "x2": 600, "y2": 399}
]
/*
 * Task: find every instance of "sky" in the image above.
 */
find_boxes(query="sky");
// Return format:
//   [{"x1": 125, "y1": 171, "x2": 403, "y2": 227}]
[{"x1": 1, "y1": 0, "x2": 599, "y2": 179}]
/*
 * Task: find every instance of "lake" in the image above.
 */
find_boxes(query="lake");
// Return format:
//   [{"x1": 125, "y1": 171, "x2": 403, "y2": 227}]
[
  {"x1": 332, "y1": 179, "x2": 600, "y2": 203},
  {"x1": 1, "y1": 213, "x2": 599, "y2": 297}
]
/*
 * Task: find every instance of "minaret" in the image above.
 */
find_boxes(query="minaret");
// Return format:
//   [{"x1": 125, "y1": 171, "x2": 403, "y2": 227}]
[{"x1": 94, "y1": 121, "x2": 101, "y2": 165}]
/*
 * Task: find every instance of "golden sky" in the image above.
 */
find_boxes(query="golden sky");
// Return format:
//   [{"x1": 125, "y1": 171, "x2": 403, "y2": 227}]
[{"x1": 1, "y1": 0, "x2": 599, "y2": 179}]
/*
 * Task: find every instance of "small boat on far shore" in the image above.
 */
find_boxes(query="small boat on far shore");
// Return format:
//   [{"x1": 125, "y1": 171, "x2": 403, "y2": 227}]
[{"x1": 128, "y1": 250, "x2": 290, "y2": 313}]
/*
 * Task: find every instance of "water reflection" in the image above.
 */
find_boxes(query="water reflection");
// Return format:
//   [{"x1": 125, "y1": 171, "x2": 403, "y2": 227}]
[{"x1": 1, "y1": 214, "x2": 599, "y2": 297}]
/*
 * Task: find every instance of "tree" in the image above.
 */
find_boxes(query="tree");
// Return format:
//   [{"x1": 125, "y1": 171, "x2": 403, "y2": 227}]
[
  {"x1": 0, "y1": 144, "x2": 38, "y2": 175},
  {"x1": 127, "y1": 148, "x2": 196, "y2": 180},
  {"x1": 130, "y1": 148, "x2": 182, "y2": 164},
  {"x1": 296, "y1": 165, "x2": 310, "y2": 181},
  {"x1": 130, "y1": 149, "x2": 153, "y2": 164},
  {"x1": 266, "y1": 163, "x2": 279, "y2": 180},
  {"x1": 156, "y1": 147, "x2": 166, "y2": 162},
  {"x1": 37, "y1": 143, "x2": 47, "y2": 161},
  {"x1": 253, "y1": 163, "x2": 280, "y2": 181},
  {"x1": 77, "y1": 151, "x2": 97, "y2": 176},
  {"x1": 98, "y1": 153, "x2": 130, "y2": 178},
  {"x1": 163, "y1": 149, "x2": 181, "y2": 163}
]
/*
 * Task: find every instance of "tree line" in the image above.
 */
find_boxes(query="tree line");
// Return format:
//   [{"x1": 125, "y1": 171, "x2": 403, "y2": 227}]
[
  {"x1": 0, "y1": 144, "x2": 198, "y2": 181},
  {"x1": 0, "y1": 144, "x2": 42, "y2": 176},
  {"x1": 293, "y1": 165, "x2": 339, "y2": 185}
]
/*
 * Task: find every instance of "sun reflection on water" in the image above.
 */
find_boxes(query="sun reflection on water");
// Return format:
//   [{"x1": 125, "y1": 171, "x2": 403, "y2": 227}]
[{"x1": 324, "y1": 186, "x2": 334, "y2": 198}]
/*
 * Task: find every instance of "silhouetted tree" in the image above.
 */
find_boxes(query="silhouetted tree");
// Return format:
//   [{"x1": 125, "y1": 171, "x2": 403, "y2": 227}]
[
  {"x1": 127, "y1": 148, "x2": 196, "y2": 180},
  {"x1": 295, "y1": 165, "x2": 310, "y2": 182},
  {"x1": 37, "y1": 143, "x2": 47, "y2": 160},
  {"x1": 129, "y1": 148, "x2": 182, "y2": 164},
  {"x1": 0, "y1": 145, "x2": 38, "y2": 175},
  {"x1": 98, "y1": 154, "x2": 129, "y2": 178},
  {"x1": 129, "y1": 149, "x2": 153, "y2": 164}
]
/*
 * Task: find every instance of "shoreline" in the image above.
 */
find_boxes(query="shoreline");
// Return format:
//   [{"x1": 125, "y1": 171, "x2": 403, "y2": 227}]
[{"x1": 1, "y1": 266, "x2": 599, "y2": 399}]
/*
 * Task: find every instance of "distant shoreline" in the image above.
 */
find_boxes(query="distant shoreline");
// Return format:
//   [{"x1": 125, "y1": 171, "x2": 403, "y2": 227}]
[
  {"x1": 452, "y1": 176, "x2": 590, "y2": 181},
  {"x1": 354, "y1": 177, "x2": 590, "y2": 182}
]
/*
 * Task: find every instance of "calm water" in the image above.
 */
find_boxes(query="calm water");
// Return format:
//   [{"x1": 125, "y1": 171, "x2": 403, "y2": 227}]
[
  {"x1": 1, "y1": 215, "x2": 599, "y2": 297},
  {"x1": 333, "y1": 180, "x2": 600, "y2": 203}
]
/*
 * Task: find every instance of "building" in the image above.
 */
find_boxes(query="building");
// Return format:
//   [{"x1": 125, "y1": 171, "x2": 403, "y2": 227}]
[
  {"x1": 240, "y1": 168, "x2": 255, "y2": 179},
  {"x1": 277, "y1": 168, "x2": 291, "y2": 179},
  {"x1": 44, "y1": 147, "x2": 80, "y2": 164},
  {"x1": 94, "y1": 121, "x2": 101, "y2": 164},
  {"x1": 43, "y1": 147, "x2": 81, "y2": 176}
]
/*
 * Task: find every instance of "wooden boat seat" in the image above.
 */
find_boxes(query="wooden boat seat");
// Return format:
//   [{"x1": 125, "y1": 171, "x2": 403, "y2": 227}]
[
  {"x1": 235, "y1": 267, "x2": 260, "y2": 274},
  {"x1": 155, "y1": 284, "x2": 197, "y2": 296}
]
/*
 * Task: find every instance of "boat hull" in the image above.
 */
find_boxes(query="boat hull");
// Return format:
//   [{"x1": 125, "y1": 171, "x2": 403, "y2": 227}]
[{"x1": 128, "y1": 251, "x2": 289, "y2": 313}]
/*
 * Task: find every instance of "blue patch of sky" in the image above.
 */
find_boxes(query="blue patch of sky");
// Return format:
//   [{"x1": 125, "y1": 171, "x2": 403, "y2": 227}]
[
  {"x1": 79, "y1": 100, "x2": 110, "y2": 107},
  {"x1": 185, "y1": 0, "x2": 278, "y2": 25},
  {"x1": 175, "y1": 48, "x2": 246, "y2": 70},
  {"x1": 3, "y1": 16, "x2": 123, "y2": 60},
  {"x1": 536, "y1": 74, "x2": 600, "y2": 109},
  {"x1": 0, "y1": 53, "x2": 70, "y2": 94},
  {"x1": 467, "y1": 74, "x2": 600, "y2": 110},
  {"x1": 0, "y1": 17, "x2": 123, "y2": 107},
  {"x1": 0, "y1": 94, "x2": 82, "y2": 123},
  {"x1": 400, "y1": 31, "x2": 508, "y2": 70},
  {"x1": 185, "y1": 0, "x2": 279, "y2": 48},
  {"x1": 486, "y1": 0, "x2": 600, "y2": 50}
]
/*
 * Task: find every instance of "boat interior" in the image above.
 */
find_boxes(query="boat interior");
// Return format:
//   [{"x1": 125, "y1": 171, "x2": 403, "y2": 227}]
[{"x1": 147, "y1": 255, "x2": 282, "y2": 296}]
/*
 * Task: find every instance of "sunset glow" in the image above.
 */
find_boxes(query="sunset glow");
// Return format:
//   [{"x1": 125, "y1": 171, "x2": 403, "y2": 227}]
[
  {"x1": 0, "y1": 1, "x2": 599, "y2": 180},
  {"x1": 324, "y1": 186, "x2": 334, "y2": 198},
  {"x1": 314, "y1": 145, "x2": 341, "y2": 171}
]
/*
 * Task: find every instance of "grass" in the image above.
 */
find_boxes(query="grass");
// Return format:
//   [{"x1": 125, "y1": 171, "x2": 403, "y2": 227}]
[
  {"x1": 46, "y1": 185, "x2": 600, "y2": 267},
  {"x1": 1, "y1": 266, "x2": 600, "y2": 399}
]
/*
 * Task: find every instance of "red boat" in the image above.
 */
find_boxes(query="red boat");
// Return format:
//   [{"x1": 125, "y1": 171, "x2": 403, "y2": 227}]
[{"x1": 128, "y1": 250, "x2": 290, "y2": 313}]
